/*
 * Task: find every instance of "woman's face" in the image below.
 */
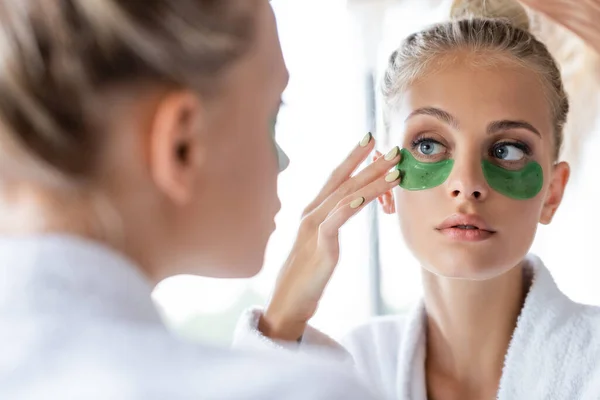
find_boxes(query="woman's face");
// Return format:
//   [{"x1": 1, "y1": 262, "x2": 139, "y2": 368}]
[
  {"x1": 387, "y1": 58, "x2": 569, "y2": 279},
  {"x1": 190, "y1": 1, "x2": 288, "y2": 277}
]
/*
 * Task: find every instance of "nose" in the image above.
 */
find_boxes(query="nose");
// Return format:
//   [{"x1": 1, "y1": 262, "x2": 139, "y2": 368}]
[{"x1": 445, "y1": 155, "x2": 489, "y2": 201}]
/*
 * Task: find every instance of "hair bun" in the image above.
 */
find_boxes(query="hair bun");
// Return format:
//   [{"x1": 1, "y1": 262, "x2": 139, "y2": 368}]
[{"x1": 450, "y1": 0, "x2": 530, "y2": 32}]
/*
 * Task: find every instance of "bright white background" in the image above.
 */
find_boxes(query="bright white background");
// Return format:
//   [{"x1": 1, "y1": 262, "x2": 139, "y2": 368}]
[{"x1": 153, "y1": 0, "x2": 600, "y2": 345}]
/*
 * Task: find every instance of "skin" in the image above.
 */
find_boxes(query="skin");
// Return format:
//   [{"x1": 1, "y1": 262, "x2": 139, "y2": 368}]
[{"x1": 384, "y1": 58, "x2": 568, "y2": 280}]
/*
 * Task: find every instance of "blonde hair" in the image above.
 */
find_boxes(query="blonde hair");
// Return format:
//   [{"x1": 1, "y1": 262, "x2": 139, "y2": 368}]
[
  {"x1": 382, "y1": 0, "x2": 569, "y2": 161},
  {"x1": 0, "y1": 0, "x2": 255, "y2": 182}
]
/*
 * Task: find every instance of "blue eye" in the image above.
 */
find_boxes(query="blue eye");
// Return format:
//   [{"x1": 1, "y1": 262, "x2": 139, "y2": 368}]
[
  {"x1": 492, "y1": 143, "x2": 525, "y2": 161},
  {"x1": 417, "y1": 140, "x2": 444, "y2": 156}
]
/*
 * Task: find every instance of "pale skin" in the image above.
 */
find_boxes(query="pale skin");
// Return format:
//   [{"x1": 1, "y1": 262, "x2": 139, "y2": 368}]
[{"x1": 262, "y1": 56, "x2": 570, "y2": 400}]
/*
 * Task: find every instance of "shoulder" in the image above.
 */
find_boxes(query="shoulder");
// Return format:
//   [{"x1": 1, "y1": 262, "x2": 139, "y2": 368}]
[
  {"x1": 339, "y1": 313, "x2": 410, "y2": 372},
  {"x1": 1, "y1": 318, "x2": 378, "y2": 400},
  {"x1": 500, "y1": 256, "x2": 600, "y2": 397},
  {"x1": 110, "y1": 325, "x2": 380, "y2": 399}
]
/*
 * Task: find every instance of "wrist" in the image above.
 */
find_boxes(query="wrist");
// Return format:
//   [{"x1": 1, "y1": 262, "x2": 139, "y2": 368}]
[{"x1": 258, "y1": 310, "x2": 307, "y2": 343}]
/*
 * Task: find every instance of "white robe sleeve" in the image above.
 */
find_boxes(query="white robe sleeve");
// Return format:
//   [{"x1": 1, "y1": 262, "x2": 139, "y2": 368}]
[{"x1": 232, "y1": 307, "x2": 354, "y2": 364}]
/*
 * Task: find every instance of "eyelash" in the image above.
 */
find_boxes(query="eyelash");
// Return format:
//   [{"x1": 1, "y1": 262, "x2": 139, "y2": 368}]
[
  {"x1": 410, "y1": 135, "x2": 533, "y2": 157},
  {"x1": 410, "y1": 134, "x2": 442, "y2": 150},
  {"x1": 489, "y1": 140, "x2": 532, "y2": 157}
]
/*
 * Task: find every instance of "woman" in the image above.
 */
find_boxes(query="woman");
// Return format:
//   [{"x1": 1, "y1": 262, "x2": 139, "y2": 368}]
[
  {"x1": 0, "y1": 0, "x2": 388, "y2": 399},
  {"x1": 235, "y1": 0, "x2": 600, "y2": 399}
]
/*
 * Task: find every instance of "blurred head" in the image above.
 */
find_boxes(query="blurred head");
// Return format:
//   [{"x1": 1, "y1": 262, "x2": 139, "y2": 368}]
[
  {"x1": 378, "y1": 0, "x2": 570, "y2": 280},
  {"x1": 0, "y1": 0, "x2": 289, "y2": 281}
]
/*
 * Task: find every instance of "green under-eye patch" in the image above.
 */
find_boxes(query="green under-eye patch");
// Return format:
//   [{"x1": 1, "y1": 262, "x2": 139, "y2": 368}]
[
  {"x1": 482, "y1": 159, "x2": 543, "y2": 200},
  {"x1": 396, "y1": 148, "x2": 454, "y2": 190},
  {"x1": 396, "y1": 148, "x2": 543, "y2": 200}
]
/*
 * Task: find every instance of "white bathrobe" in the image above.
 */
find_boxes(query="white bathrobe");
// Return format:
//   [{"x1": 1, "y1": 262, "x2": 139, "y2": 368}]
[
  {"x1": 0, "y1": 235, "x2": 381, "y2": 400},
  {"x1": 234, "y1": 255, "x2": 600, "y2": 399}
]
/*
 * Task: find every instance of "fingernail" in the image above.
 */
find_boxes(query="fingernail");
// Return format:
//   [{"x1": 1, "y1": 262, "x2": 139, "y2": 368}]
[
  {"x1": 385, "y1": 169, "x2": 401, "y2": 182},
  {"x1": 359, "y1": 132, "x2": 372, "y2": 147},
  {"x1": 350, "y1": 197, "x2": 365, "y2": 209},
  {"x1": 384, "y1": 146, "x2": 400, "y2": 161}
]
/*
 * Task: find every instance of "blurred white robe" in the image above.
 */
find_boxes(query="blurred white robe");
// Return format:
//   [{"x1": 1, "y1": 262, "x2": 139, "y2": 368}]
[
  {"x1": 0, "y1": 235, "x2": 379, "y2": 400},
  {"x1": 235, "y1": 255, "x2": 600, "y2": 399}
]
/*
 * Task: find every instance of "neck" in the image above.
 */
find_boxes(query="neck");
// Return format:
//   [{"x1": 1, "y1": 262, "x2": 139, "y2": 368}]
[
  {"x1": 423, "y1": 262, "x2": 527, "y2": 394},
  {"x1": 0, "y1": 181, "x2": 162, "y2": 284}
]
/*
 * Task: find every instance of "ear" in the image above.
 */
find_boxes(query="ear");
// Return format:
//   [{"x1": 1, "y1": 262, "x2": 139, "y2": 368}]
[
  {"x1": 539, "y1": 161, "x2": 570, "y2": 225},
  {"x1": 373, "y1": 151, "x2": 396, "y2": 214},
  {"x1": 378, "y1": 189, "x2": 396, "y2": 214},
  {"x1": 148, "y1": 90, "x2": 206, "y2": 205}
]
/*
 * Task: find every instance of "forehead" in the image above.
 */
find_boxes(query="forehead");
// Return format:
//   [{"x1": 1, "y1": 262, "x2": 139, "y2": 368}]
[
  {"x1": 248, "y1": 1, "x2": 288, "y2": 93},
  {"x1": 388, "y1": 59, "x2": 553, "y2": 141},
  {"x1": 214, "y1": 0, "x2": 288, "y2": 102}
]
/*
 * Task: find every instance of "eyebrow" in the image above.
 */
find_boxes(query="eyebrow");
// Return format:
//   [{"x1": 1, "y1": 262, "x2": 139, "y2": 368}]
[
  {"x1": 487, "y1": 120, "x2": 541, "y2": 138},
  {"x1": 406, "y1": 107, "x2": 459, "y2": 129},
  {"x1": 405, "y1": 107, "x2": 541, "y2": 138}
]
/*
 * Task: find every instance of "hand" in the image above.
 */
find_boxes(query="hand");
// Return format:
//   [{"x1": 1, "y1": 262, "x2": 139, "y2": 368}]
[
  {"x1": 519, "y1": 0, "x2": 600, "y2": 54},
  {"x1": 259, "y1": 133, "x2": 402, "y2": 342}
]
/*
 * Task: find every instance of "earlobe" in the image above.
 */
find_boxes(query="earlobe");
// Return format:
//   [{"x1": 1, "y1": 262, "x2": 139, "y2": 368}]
[
  {"x1": 539, "y1": 161, "x2": 570, "y2": 225},
  {"x1": 148, "y1": 90, "x2": 205, "y2": 205}
]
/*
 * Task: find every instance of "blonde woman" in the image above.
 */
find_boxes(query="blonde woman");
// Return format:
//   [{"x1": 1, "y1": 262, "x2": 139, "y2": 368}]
[{"x1": 236, "y1": 0, "x2": 600, "y2": 399}]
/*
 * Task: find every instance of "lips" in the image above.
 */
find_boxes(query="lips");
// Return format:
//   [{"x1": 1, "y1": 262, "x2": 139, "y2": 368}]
[{"x1": 436, "y1": 214, "x2": 495, "y2": 241}]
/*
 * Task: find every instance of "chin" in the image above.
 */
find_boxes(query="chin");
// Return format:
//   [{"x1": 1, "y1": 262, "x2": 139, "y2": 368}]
[
  {"x1": 233, "y1": 256, "x2": 264, "y2": 278},
  {"x1": 224, "y1": 246, "x2": 268, "y2": 278},
  {"x1": 420, "y1": 249, "x2": 522, "y2": 281}
]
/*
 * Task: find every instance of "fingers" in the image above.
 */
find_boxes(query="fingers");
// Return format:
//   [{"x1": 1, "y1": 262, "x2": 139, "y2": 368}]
[
  {"x1": 318, "y1": 167, "x2": 401, "y2": 238},
  {"x1": 309, "y1": 145, "x2": 401, "y2": 223},
  {"x1": 303, "y1": 133, "x2": 375, "y2": 216}
]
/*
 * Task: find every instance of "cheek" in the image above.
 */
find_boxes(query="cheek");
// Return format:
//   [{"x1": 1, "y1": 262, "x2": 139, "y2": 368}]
[
  {"x1": 223, "y1": 108, "x2": 278, "y2": 175},
  {"x1": 500, "y1": 192, "x2": 546, "y2": 229},
  {"x1": 393, "y1": 188, "x2": 440, "y2": 243},
  {"x1": 239, "y1": 115, "x2": 280, "y2": 212},
  {"x1": 207, "y1": 109, "x2": 279, "y2": 208}
]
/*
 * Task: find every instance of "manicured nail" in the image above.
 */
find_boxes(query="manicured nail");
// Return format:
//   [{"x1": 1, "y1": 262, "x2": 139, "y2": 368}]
[
  {"x1": 359, "y1": 132, "x2": 372, "y2": 147},
  {"x1": 385, "y1": 169, "x2": 401, "y2": 182},
  {"x1": 350, "y1": 197, "x2": 365, "y2": 209},
  {"x1": 384, "y1": 146, "x2": 400, "y2": 161}
]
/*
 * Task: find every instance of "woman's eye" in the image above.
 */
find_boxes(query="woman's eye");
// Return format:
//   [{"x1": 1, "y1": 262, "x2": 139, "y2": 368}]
[
  {"x1": 492, "y1": 144, "x2": 525, "y2": 161},
  {"x1": 417, "y1": 140, "x2": 444, "y2": 156}
]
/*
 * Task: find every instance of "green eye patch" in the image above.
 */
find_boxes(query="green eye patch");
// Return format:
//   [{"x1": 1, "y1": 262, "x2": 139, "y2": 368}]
[
  {"x1": 396, "y1": 148, "x2": 543, "y2": 199},
  {"x1": 481, "y1": 159, "x2": 543, "y2": 200},
  {"x1": 396, "y1": 148, "x2": 454, "y2": 190}
]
